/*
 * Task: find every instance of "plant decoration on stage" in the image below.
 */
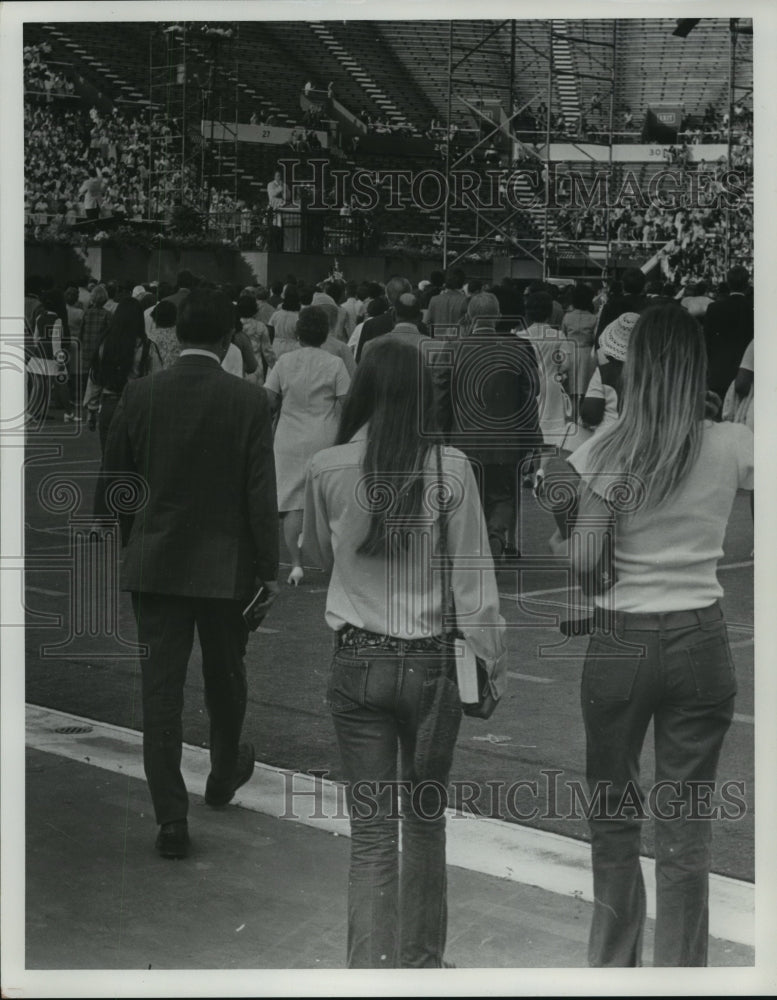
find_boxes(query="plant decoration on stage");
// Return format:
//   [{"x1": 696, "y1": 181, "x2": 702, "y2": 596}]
[
  {"x1": 25, "y1": 221, "x2": 243, "y2": 252},
  {"x1": 327, "y1": 258, "x2": 344, "y2": 283}
]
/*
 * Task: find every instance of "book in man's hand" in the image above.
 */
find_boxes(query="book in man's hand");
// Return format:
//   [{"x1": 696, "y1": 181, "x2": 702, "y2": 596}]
[{"x1": 243, "y1": 585, "x2": 272, "y2": 631}]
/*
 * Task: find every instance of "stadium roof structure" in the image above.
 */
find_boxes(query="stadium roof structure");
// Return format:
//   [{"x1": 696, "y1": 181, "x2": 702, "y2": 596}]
[
  {"x1": 31, "y1": 17, "x2": 753, "y2": 137},
  {"x1": 24, "y1": 16, "x2": 753, "y2": 278},
  {"x1": 364, "y1": 18, "x2": 753, "y2": 131}
]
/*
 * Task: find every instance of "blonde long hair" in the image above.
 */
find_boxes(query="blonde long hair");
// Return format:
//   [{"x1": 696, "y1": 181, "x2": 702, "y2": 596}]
[{"x1": 584, "y1": 303, "x2": 707, "y2": 511}]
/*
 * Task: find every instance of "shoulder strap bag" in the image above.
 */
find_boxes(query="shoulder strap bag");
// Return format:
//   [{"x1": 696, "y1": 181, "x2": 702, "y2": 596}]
[{"x1": 436, "y1": 445, "x2": 501, "y2": 720}]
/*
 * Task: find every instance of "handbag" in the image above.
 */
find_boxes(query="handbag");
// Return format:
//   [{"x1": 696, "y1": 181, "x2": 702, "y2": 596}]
[{"x1": 436, "y1": 445, "x2": 501, "y2": 720}]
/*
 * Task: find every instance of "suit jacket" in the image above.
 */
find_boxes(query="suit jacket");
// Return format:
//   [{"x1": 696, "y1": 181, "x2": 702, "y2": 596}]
[
  {"x1": 355, "y1": 311, "x2": 428, "y2": 362},
  {"x1": 161, "y1": 287, "x2": 191, "y2": 313},
  {"x1": 426, "y1": 289, "x2": 468, "y2": 336},
  {"x1": 437, "y1": 328, "x2": 542, "y2": 464},
  {"x1": 104, "y1": 353, "x2": 279, "y2": 599},
  {"x1": 703, "y1": 293, "x2": 754, "y2": 397}
]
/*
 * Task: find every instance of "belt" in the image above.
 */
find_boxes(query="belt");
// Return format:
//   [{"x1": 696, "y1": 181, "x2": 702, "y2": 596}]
[
  {"x1": 336, "y1": 623, "x2": 446, "y2": 654},
  {"x1": 593, "y1": 601, "x2": 723, "y2": 633}
]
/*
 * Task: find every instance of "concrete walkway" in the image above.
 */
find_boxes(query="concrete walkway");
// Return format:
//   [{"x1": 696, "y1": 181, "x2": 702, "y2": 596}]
[{"x1": 4, "y1": 705, "x2": 761, "y2": 996}]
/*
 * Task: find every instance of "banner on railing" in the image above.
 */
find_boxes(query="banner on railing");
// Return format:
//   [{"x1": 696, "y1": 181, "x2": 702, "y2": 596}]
[
  {"x1": 538, "y1": 143, "x2": 729, "y2": 163},
  {"x1": 201, "y1": 120, "x2": 329, "y2": 149}
]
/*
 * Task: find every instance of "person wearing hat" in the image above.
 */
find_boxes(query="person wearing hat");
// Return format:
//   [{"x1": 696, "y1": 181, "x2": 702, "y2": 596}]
[{"x1": 579, "y1": 312, "x2": 639, "y2": 438}]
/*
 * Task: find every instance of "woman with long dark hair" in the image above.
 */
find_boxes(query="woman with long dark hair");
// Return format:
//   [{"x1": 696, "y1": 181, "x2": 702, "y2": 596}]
[
  {"x1": 556, "y1": 303, "x2": 753, "y2": 966},
  {"x1": 302, "y1": 338, "x2": 506, "y2": 968},
  {"x1": 85, "y1": 296, "x2": 161, "y2": 515}
]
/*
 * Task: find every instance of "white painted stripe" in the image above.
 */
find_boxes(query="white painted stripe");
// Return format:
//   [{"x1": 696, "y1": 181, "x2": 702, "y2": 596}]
[
  {"x1": 24, "y1": 704, "x2": 754, "y2": 948},
  {"x1": 507, "y1": 671, "x2": 555, "y2": 685}
]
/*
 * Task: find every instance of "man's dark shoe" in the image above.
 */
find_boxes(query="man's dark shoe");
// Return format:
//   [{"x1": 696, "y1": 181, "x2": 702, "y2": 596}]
[
  {"x1": 204, "y1": 742, "x2": 256, "y2": 807},
  {"x1": 155, "y1": 819, "x2": 190, "y2": 859}
]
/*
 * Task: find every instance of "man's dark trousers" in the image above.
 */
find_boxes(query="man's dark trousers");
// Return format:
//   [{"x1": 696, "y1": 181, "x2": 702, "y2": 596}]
[
  {"x1": 477, "y1": 462, "x2": 519, "y2": 553},
  {"x1": 132, "y1": 592, "x2": 249, "y2": 825}
]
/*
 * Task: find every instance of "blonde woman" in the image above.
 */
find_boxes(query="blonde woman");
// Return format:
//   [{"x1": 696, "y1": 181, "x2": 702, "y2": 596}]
[{"x1": 556, "y1": 303, "x2": 753, "y2": 967}]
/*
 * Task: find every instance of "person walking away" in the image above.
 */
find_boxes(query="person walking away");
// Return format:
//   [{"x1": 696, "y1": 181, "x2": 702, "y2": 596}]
[
  {"x1": 265, "y1": 306, "x2": 350, "y2": 585},
  {"x1": 303, "y1": 338, "x2": 506, "y2": 968},
  {"x1": 237, "y1": 294, "x2": 275, "y2": 386},
  {"x1": 103, "y1": 288, "x2": 280, "y2": 858},
  {"x1": 703, "y1": 265, "x2": 753, "y2": 400},
  {"x1": 553, "y1": 302, "x2": 753, "y2": 966},
  {"x1": 561, "y1": 283, "x2": 597, "y2": 417},
  {"x1": 268, "y1": 287, "x2": 301, "y2": 360},
  {"x1": 84, "y1": 298, "x2": 162, "y2": 515},
  {"x1": 438, "y1": 292, "x2": 541, "y2": 558},
  {"x1": 27, "y1": 289, "x2": 79, "y2": 422}
]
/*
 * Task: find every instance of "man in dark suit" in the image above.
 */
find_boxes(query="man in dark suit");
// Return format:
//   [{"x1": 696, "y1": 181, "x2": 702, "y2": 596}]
[
  {"x1": 703, "y1": 265, "x2": 754, "y2": 399},
  {"x1": 355, "y1": 275, "x2": 419, "y2": 362},
  {"x1": 436, "y1": 292, "x2": 542, "y2": 557},
  {"x1": 161, "y1": 268, "x2": 198, "y2": 313},
  {"x1": 105, "y1": 288, "x2": 279, "y2": 859}
]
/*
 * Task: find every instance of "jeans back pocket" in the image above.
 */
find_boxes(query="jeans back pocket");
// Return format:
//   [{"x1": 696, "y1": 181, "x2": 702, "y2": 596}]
[
  {"x1": 327, "y1": 651, "x2": 370, "y2": 714},
  {"x1": 582, "y1": 638, "x2": 645, "y2": 703},
  {"x1": 686, "y1": 635, "x2": 737, "y2": 702}
]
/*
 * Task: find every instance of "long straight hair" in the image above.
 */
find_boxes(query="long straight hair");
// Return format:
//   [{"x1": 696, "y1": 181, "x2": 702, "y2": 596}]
[
  {"x1": 336, "y1": 338, "x2": 439, "y2": 556},
  {"x1": 584, "y1": 303, "x2": 707, "y2": 510}
]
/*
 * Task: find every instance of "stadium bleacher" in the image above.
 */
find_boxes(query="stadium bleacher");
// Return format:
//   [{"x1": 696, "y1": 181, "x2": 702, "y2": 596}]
[{"x1": 23, "y1": 17, "x2": 753, "y2": 283}]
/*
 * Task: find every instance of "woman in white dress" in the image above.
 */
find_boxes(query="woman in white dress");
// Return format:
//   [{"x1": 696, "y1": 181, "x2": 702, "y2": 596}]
[
  {"x1": 267, "y1": 288, "x2": 301, "y2": 360},
  {"x1": 518, "y1": 289, "x2": 572, "y2": 485},
  {"x1": 265, "y1": 306, "x2": 350, "y2": 585}
]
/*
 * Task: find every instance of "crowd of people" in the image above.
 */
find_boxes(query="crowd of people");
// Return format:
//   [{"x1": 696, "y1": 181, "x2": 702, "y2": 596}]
[
  {"x1": 23, "y1": 42, "x2": 77, "y2": 100},
  {"x1": 23, "y1": 71, "x2": 254, "y2": 237},
  {"x1": 24, "y1": 102, "x2": 171, "y2": 231},
  {"x1": 24, "y1": 256, "x2": 754, "y2": 970},
  {"x1": 24, "y1": 41, "x2": 753, "y2": 286},
  {"x1": 19, "y1": 17, "x2": 760, "y2": 977}
]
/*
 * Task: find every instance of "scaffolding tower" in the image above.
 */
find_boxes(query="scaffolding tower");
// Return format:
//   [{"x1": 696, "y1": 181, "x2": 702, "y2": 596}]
[
  {"x1": 147, "y1": 23, "x2": 240, "y2": 229},
  {"x1": 440, "y1": 18, "x2": 752, "y2": 282},
  {"x1": 442, "y1": 19, "x2": 544, "y2": 273},
  {"x1": 147, "y1": 25, "x2": 201, "y2": 222}
]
